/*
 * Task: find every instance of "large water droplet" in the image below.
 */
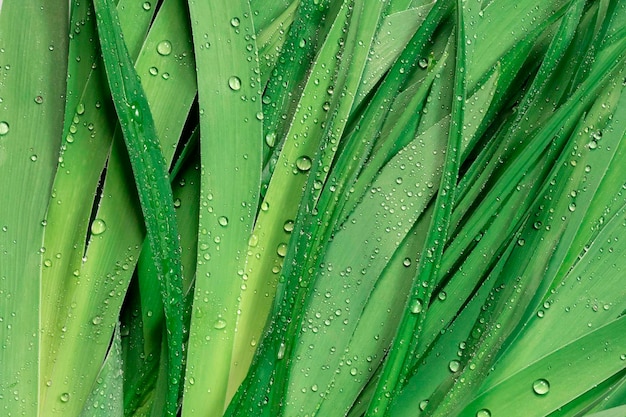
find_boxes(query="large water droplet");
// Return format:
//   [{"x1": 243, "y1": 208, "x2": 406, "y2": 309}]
[
  {"x1": 228, "y1": 76, "x2": 242, "y2": 91},
  {"x1": 476, "y1": 409, "x2": 491, "y2": 417},
  {"x1": 230, "y1": 17, "x2": 240, "y2": 27},
  {"x1": 91, "y1": 219, "x2": 107, "y2": 235},
  {"x1": 448, "y1": 359, "x2": 461, "y2": 372},
  {"x1": 276, "y1": 243, "x2": 287, "y2": 257},
  {"x1": 157, "y1": 40, "x2": 172, "y2": 56},
  {"x1": 142, "y1": 1, "x2": 151, "y2": 10},
  {"x1": 0, "y1": 121, "x2": 9, "y2": 136},
  {"x1": 409, "y1": 299, "x2": 423, "y2": 314},
  {"x1": 265, "y1": 132, "x2": 276, "y2": 147},
  {"x1": 60, "y1": 392, "x2": 70, "y2": 403},
  {"x1": 296, "y1": 156, "x2": 312, "y2": 172},
  {"x1": 532, "y1": 378, "x2": 550, "y2": 395},
  {"x1": 218, "y1": 216, "x2": 229, "y2": 227}
]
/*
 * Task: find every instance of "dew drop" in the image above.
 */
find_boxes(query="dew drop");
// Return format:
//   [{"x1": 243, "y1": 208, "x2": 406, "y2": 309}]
[
  {"x1": 277, "y1": 342, "x2": 286, "y2": 360},
  {"x1": 76, "y1": 103, "x2": 85, "y2": 115},
  {"x1": 419, "y1": 400, "x2": 429, "y2": 411},
  {"x1": 230, "y1": 17, "x2": 240, "y2": 27},
  {"x1": 568, "y1": 203, "x2": 576, "y2": 212},
  {"x1": 261, "y1": 201, "x2": 270, "y2": 211},
  {"x1": 532, "y1": 378, "x2": 550, "y2": 395},
  {"x1": 142, "y1": 1, "x2": 151, "y2": 10},
  {"x1": 156, "y1": 40, "x2": 172, "y2": 56},
  {"x1": 188, "y1": 377, "x2": 195, "y2": 385},
  {"x1": 0, "y1": 121, "x2": 10, "y2": 136},
  {"x1": 296, "y1": 156, "x2": 312, "y2": 172},
  {"x1": 60, "y1": 392, "x2": 70, "y2": 403},
  {"x1": 92, "y1": 316, "x2": 102, "y2": 325},
  {"x1": 30, "y1": 154, "x2": 38, "y2": 162},
  {"x1": 34, "y1": 95, "x2": 44, "y2": 104},
  {"x1": 418, "y1": 58, "x2": 429, "y2": 69},
  {"x1": 476, "y1": 409, "x2": 491, "y2": 417},
  {"x1": 218, "y1": 216, "x2": 229, "y2": 227},
  {"x1": 265, "y1": 132, "x2": 276, "y2": 147},
  {"x1": 350, "y1": 367, "x2": 358, "y2": 376},
  {"x1": 409, "y1": 299, "x2": 423, "y2": 314},
  {"x1": 448, "y1": 360, "x2": 461, "y2": 373},
  {"x1": 213, "y1": 319, "x2": 227, "y2": 329},
  {"x1": 149, "y1": 66, "x2": 158, "y2": 76},
  {"x1": 276, "y1": 243, "x2": 287, "y2": 257},
  {"x1": 283, "y1": 220, "x2": 294, "y2": 233},
  {"x1": 91, "y1": 219, "x2": 107, "y2": 235},
  {"x1": 228, "y1": 76, "x2": 242, "y2": 91}
]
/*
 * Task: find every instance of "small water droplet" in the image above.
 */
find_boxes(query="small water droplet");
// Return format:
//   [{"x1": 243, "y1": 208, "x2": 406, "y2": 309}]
[
  {"x1": 261, "y1": 201, "x2": 269, "y2": 211},
  {"x1": 476, "y1": 409, "x2": 491, "y2": 417},
  {"x1": 92, "y1": 316, "x2": 102, "y2": 325},
  {"x1": 60, "y1": 392, "x2": 70, "y2": 403},
  {"x1": 276, "y1": 243, "x2": 287, "y2": 257},
  {"x1": 532, "y1": 378, "x2": 550, "y2": 395},
  {"x1": 419, "y1": 400, "x2": 429, "y2": 411},
  {"x1": 0, "y1": 121, "x2": 10, "y2": 136},
  {"x1": 188, "y1": 377, "x2": 195, "y2": 385},
  {"x1": 213, "y1": 319, "x2": 227, "y2": 329},
  {"x1": 157, "y1": 40, "x2": 172, "y2": 56},
  {"x1": 296, "y1": 156, "x2": 312, "y2": 172},
  {"x1": 142, "y1": 1, "x2": 151, "y2": 10},
  {"x1": 34, "y1": 95, "x2": 44, "y2": 104},
  {"x1": 230, "y1": 17, "x2": 240, "y2": 27},
  {"x1": 277, "y1": 342, "x2": 286, "y2": 360},
  {"x1": 299, "y1": 39, "x2": 306, "y2": 48},
  {"x1": 568, "y1": 203, "x2": 576, "y2": 212},
  {"x1": 265, "y1": 132, "x2": 276, "y2": 147},
  {"x1": 448, "y1": 360, "x2": 461, "y2": 373},
  {"x1": 91, "y1": 219, "x2": 107, "y2": 235},
  {"x1": 149, "y1": 66, "x2": 158, "y2": 76},
  {"x1": 283, "y1": 220, "x2": 294, "y2": 233},
  {"x1": 350, "y1": 367, "x2": 358, "y2": 376},
  {"x1": 418, "y1": 58, "x2": 429, "y2": 69},
  {"x1": 30, "y1": 154, "x2": 38, "y2": 162},
  {"x1": 228, "y1": 76, "x2": 242, "y2": 91},
  {"x1": 409, "y1": 299, "x2": 423, "y2": 314},
  {"x1": 218, "y1": 216, "x2": 229, "y2": 227}
]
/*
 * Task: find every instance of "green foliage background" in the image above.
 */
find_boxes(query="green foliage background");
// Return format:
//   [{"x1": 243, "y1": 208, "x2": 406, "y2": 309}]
[{"x1": 0, "y1": 0, "x2": 625, "y2": 416}]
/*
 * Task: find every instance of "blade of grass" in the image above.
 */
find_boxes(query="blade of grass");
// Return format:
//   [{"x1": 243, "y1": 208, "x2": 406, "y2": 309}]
[
  {"x1": 181, "y1": 0, "x2": 263, "y2": 415},
  {"x1": 92, "y1": 1, "x2": 184, "y2": 416},
  {"x1": 0, "y1": 1, "x2": 68, "y2": 416},
  {"x1": 366, "y1": 1, "x2": 465, "y2": 414}
]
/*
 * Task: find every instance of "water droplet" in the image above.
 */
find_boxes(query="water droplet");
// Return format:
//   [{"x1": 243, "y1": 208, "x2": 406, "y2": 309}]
[
  {"x1": 532, "y1": 378, "x2": 550, "y2": 395},
  {"x1": 448, "y1": 360, "x2": 461, "y2": 372},
  {"x1": 283, "y1": 220, "x2": 294, "y2": 233},
  {"x1": 476, "y1": 409, "x2": 491, "y2": 417},
  {"x1": 276, "y1": 243, "x2": 287, "y2": 257},
  {"x1": 403, "y1": 257, "x2": 411, "y2": 267},
  {"x1": 218, "y1": 216, "x2": 229, "y2": 227},
  {"x1": 30, "y1": 154, "x2": 38, "y2": 162},
  {"x1": 228, "y1": 76, "x2": 242, "y2": 91},
  {"x1": 265, "y1": 132, "x2": 276, "y2": 147},
  {"x1": 350, "y1": 367, "x2": 358, "y2": 376},
  {"x1": 419, "y1": 400, "x2": 429, "y2": 411},
  {"x1": 438, "y1": 291, "x2": 447, "y2": 301},
  {"x1": 537, "y1": 310, "x2": 545, "y2": 318},
  {"x1": 0, "y1": 121, "x2": 10, "y2": 136},
  {"x1": 261, "y1": 201, "x2": 269, "y2": 211},
  {"x1": 188, "y1": 377, "x2": 195, "y2": 385},
  {"x1": 214, "y1": 319, "x2": 227, "y2": 329},
  {"x1": 157, "y1": 40, "x2": 172, "y2": 56},
  {"x1": 92, "y1": 316, "x2": 102, "y2": 325},
  {"x1": 568, "y1": 203, "x2": 576, "y2": 212},
  {"x1": 248, "y1": 234, "x2": 259, "y2": 247},
  {"x1": 91, "y1": 219, "x2": 107, "y2": 235},
  {"x1": 409, "y1": 299, "x2": 423, "y2": 314},
  {"x1": 299, "y1": 39, "x2": 306, "y2": 48},
  {"x1": 149, "y1": 66, "x2": 158, "y2": 76},
  {"x1": 76, "y1": 103, "x2": 85, "y2": 115},
  {"x1": 295, "y1": 156, "x2": 312, "y2": 172},
  {"x1": 142, "y1": 1, "x2": 151, "y2": 10},
  {"x1": 418, "y1": 58, "x2": 429, "y2": 69},
  {"x1": 277, "y1": 342, "x2": 286, "y2": 360},
  {"x1": 230, "y1": 17, "x2": 240, "y2": 27},
  {"x1": 588, "y1": 141, "x2": 598, "y2": 150},
  {"x1": 311, "y1": 384, "x2": 318, "y2": 392},
  {"x1": 60, "y1": 392, "x2": 70, "y2": 403},
  {"x1": 34, "y1": 95, "x2": 44, "y2": 104}
]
